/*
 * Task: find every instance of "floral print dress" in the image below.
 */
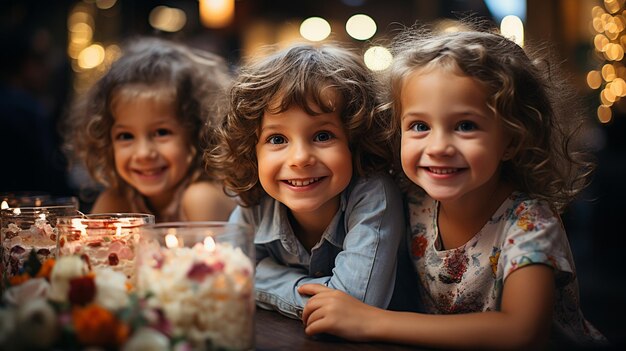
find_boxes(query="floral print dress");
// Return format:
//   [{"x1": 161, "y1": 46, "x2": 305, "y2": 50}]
[{"x1": 406, "y1": 188, "x2": 607, "y2": 346}]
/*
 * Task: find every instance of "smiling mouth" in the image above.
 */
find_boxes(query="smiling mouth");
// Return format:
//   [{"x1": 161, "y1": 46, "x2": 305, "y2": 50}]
[
  {"x1": 134, "y1": 167, "x2": 166, "y2": 176},
  {"x1": 283, "y1": 177, "x2": 322, "y2": 187},
  {"x1": 427, "y1": 167, "x2": 460, "y2": 174}
]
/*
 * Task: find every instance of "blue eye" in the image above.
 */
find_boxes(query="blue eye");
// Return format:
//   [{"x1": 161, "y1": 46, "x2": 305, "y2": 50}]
[
  {"x1": 267, "y1": 135, "x2": 286, "y2": 144},
  {"x1": 314, "y1": 131, "x2": 333, "y2": 142},
  {"x1": 457, "y1": 121, "x2": 477, "y2": 132},
  {"x1": 410, "y1": 122, "x2": 429, "y2": 132}
]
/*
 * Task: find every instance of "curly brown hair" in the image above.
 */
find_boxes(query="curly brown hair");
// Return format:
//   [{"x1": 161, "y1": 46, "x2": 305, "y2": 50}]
[
  {"x1": 63, "y1": 37, "x2": 230, "y2": 192},
  {"x1": 384, "y1": 26, "x2": 594, "y2": 212},
  {"x1": 205, "y1": 42, "x2": 394, "y2": 207}
]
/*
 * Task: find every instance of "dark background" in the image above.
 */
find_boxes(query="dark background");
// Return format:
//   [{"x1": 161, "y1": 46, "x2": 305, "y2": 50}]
[{"x1": 1, "y1": 0, "x2": 624, "y2": 346}]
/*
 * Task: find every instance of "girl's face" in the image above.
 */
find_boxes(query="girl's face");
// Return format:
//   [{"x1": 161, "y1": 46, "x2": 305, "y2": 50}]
[
  {"x1": 255, "y1": 101, "x2": 352, "y2": 221},
  {"x1": 110, "y1": 96, "x2": 194, "y2": 207},
  {"x1": 399, "y1": 68, "x2": 513, "y2": 204}
]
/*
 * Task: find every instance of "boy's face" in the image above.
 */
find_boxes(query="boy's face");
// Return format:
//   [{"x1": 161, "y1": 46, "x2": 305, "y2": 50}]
[
  {"x1": 255, "y1": 102, "x2": 352, "y2": 223},
  {"x1": 399, "y1": 68, "x2": 513, "y2": 204},
  {"x1": 110, "y1": 96, "x2": 194, "y2": 208}
]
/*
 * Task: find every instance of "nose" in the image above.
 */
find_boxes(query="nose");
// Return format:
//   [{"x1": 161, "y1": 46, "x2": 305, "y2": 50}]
[
  {"x1": 425, "y1": 131, "x2": 455, "y2": 157},
  {"x1": 135, "y1": 138, "x2": 158, "y2": 160},
  {"x1": 289, "y1": 140, "x2": 316, "y2": 168}
]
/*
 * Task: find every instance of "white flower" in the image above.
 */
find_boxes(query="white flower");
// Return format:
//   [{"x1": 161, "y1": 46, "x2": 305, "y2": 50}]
[
  {"x1": 48, "y1": 255, "x2": 89, "y2": 303},
  {"x1": 122, "y1": 327, "x2": 169, "y2": 351},
  {"x1": 2, "y1": 278, "x2": 50, "y2": 306},
  {"x1": 14, "y1": 298, "x2": 58, "y2": 349},
  {"x1": 93, "y1": 267, "x2": 129, "y2": 310}
]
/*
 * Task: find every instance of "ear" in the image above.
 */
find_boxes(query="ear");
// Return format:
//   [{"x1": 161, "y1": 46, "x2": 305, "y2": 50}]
[{"x1": 502, "y1": 140, "x2": 516, "y2": 161}]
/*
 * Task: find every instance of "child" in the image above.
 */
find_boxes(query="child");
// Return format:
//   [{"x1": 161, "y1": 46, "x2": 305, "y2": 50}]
[
  {"x1": 205, "y1": 43, "x2": 406, "y2": 319},
  {"x1": 64, "y1": 37, "x2": 235, "y2": 222},
  {"x1": 298, "y1": 28, "x2": 608, "y2": 348}
]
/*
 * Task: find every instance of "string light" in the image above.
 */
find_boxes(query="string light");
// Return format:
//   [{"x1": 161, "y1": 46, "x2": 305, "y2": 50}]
[{"x1": 589, "y1": 1, "x2": 626, "y2": 124}]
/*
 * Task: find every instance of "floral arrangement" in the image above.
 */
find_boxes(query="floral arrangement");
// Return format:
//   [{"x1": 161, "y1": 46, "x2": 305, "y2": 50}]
[{"x1": 0, "y1": 251, "x2": 181, "y2": 351}]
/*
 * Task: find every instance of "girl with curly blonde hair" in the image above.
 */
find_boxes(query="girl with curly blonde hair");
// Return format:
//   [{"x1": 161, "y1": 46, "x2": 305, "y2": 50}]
[{"x1": 299, "y1": 27, "x2": 607, "y2": 348}]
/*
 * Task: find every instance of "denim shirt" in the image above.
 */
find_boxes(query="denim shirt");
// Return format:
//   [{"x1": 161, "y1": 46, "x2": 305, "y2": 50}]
[{"x1": 229, "y1": 173, "x2": 405, "y2": 319}]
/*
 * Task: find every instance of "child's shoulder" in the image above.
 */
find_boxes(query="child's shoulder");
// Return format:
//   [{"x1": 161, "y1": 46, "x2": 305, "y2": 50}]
[
  {"x1": 91, "y1": 188, "x2": 131, "y2": 214},
  {"x1": 181, "y1": 181, "x2": 236, "y2": 221}
]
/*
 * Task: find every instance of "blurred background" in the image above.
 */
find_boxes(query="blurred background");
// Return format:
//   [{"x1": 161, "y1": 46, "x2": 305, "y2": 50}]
[{"x1": 0, "y1": 0, "x2": 624, "y2": 346}]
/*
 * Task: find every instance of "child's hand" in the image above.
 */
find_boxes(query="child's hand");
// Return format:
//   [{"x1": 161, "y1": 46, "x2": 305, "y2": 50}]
[{"x1": 298, "y1": 284, "x2": 380, "y2": 341}]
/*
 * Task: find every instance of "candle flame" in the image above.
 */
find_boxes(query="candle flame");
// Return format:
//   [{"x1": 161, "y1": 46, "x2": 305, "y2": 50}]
[
  {"x1": 165, "y1": 233, "x2": 179, "y2": 248},
  {"x1": 1, "y1": 200, "x2": 8, "y2": 209},
  {"x1": 114, "y1": 222, "x2": 123, "y2": 236},
  {"x1": 71, "y1": 218, "x2": 87, "y2": 236},
  {"x1": 13, "y1": 208, "x2": 21, "y2": 215},
  {"x1": 204, "y1": 236, "x2": 216, "y2": 251}
]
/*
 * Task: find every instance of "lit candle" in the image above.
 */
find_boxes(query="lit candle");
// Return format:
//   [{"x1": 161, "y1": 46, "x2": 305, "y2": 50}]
[
  {"x1": 1, "y1": 205, "x2": 79, "y2": 288},
  {"x1": 137, "y1": 222, "x2": 254, "y2": 350},
  {"x1": 56, "y1": 213, "x2": 154, "y2": 282}
]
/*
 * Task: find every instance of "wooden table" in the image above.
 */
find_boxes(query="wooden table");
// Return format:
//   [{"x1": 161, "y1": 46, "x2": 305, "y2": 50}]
[{"x1": 255, "y1": 308, "x2": 422, "y2": 350}]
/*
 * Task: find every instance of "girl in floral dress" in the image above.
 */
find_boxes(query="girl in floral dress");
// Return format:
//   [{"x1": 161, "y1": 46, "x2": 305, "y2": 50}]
[{"x1": 298, "y1": 26, "x2": 608, "y2": 348}]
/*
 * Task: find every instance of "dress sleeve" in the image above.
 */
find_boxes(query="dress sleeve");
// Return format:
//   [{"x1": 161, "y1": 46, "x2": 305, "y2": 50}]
[{"x1": 500, "y1": 199, "x2": 575, "y2": 286}]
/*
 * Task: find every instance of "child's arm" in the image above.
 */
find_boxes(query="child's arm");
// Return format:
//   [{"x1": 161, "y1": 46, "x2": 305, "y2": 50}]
[
  {"x1": 91, "y1": 189, "x2": 130, "y2": 213},
  {"x1": 181, "y1": 181, "x2": 236, "y2": 221},
  {"x1": 300, "y1": 264, "x2": 555, "y2": 349},
  {"x1": 255, "y1": 174, "x2": 405, "y2": 318}
]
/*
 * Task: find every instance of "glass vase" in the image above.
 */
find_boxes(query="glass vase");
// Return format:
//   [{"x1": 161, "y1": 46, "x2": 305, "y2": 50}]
[
  {"x1": 56, "y1": 213, "x2": 154, "y2": 282},
  {"x1": 136, "y1": 222, "x2": 255, "y2": 350}
]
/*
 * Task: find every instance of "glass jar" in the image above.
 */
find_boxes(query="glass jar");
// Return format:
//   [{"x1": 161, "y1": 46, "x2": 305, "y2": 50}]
[
  {"x1": 1, "y1": 205, "x2": 80, "y2": 289},
  {"x1": 137, "y1": 222, "x2": 254, "y2": 350},
  {"x1": 56, "y1": 213, "x2": 154, "y2": 282},
  {"x1": 0, "y1": 193, "x2": 78, "y2": 209}
]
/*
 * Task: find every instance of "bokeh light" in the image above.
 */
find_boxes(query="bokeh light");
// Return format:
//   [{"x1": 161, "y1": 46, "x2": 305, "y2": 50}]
[
  {"x1": 300, "y1": 17, "x2": 331, "y2": 41},
  {"x1": 363, "y1": 46, "x2": 392, "y2": 71},
  {"x1": 346, "y1": 14, "x2": 377, "y2": 41}
]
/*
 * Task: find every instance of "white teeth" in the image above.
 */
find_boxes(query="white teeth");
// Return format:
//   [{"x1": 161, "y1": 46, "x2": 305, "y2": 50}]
[
  {"x1": 429, "y1": 168, "x2": 457, "y2": 174},
  {"x1": 137, "y1": 168, "x2": 163, "y2": 176},
  {"x1": 287, "y1": 177, "x2": 320, "y2": 187}
]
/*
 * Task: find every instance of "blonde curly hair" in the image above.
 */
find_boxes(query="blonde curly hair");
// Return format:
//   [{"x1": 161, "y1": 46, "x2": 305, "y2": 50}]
[{"x1": 384, "y1": 26, "x2": 594, "y2": 212}]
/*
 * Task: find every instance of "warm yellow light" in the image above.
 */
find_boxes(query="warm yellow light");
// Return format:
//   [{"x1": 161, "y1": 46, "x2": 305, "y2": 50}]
[
  {"x1": 69, "y1": 22, "x2": 93, "y2": 46},
  {"x1": 597, "y1": 105, "x2": 613, "y2": 123},
  {"x1": 199, "y1": 0, "x2": 234, "y2": 28},
  {"x1": 587, "y1": 70, "x2": 603, "y2": 89},
  {"x1": 605, "y1": 0, "x2": 621, "y2": 14},
  {"x1": 149, "y1": 6, "x2": 187, "y2": 32},
  {"x1": 592, "y1": 5, "x2": 606, "y2": 18},
  {"x1": 165, "y1": 233, "x2": 179, "y2": 248},
  {"x1": 500, "y1": 15, "x2": 524, "y2": 47},
  {"x1": 363, "y1": 46, "x2": 392, "y2": 71},
  {"x1": 204, "y1": 236, "x2": 216, "y2": 251},
  {"x1": 602, "y1": 64, "x2": 617, "y2": 81},
  {"x1": 594, "y1": 34, "x2": 609, "y2": 51},
  {"x1": 77, "y1": 44, "x2": 105, "y2": 69},
  {"x1": 96, "y1": 0, "x2": 117, "y2": 10},
  {"x1": 345, "y1": 14, "x2": 377, "y2": 40},
  {"x1": 610, "y1": 77, "x2": 626, "y2": 96},
  {"x1": 300, "y1": 17, "x2": 331, "y2": 42},
  {"x1": 605, "y1": 43, "x2": 624, "y2": 61}
]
